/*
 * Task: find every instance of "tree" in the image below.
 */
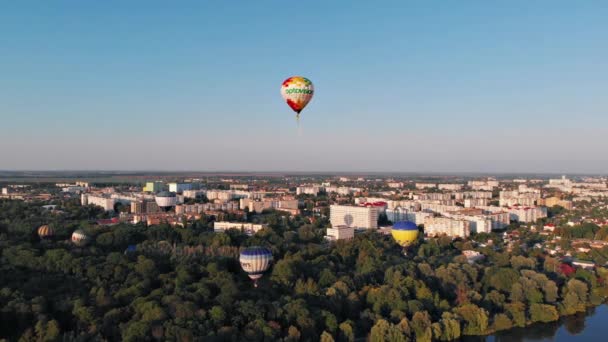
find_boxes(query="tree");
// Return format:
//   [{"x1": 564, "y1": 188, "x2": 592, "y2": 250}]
[
  {"x1": 411, "y1": 311, "x2": 433, "y2": 342},
  {"x1": 530, "y1": 303, "x2": 559, "y2": 323},
  {"x1": 338, "y1": 321, "x2": 355, "y2": 342},
  {"x1": 369, "y1": 319, "x2": 406, "y2": 342},
  {"x1": 320, "y1": 331, "x2": 335, "y2": 342},
  {"x1": 491, "y1": 313, "x2": 512, "y2": 331},
  {"x1": 454, "y1": 304, "x2": 489, "y2": 335}
]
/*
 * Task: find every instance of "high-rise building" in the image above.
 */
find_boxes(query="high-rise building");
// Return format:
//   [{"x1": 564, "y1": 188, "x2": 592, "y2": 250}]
[
  {"x1": 424, "y1": 217, "x2": 470, "y2": 237},
  {"x1": 330, "y1": 205, "x2": 379, "y2": 229}
]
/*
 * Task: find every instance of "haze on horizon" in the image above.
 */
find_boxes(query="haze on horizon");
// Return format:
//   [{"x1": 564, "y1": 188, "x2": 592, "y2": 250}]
[{"x1": 1, "y1": 1, "x2": 607, "y2": 174}]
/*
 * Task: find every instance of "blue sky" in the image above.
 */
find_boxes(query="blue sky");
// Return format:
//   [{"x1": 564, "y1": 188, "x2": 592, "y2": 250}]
[{"x1": 1, "y1": 1, "x2": 607, "y2": 173}]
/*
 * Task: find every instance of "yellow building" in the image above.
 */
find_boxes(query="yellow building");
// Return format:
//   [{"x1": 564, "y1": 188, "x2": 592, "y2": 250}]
[
  {"x1": 542, "y1": 196, "x2": 573, "y2": 210},
  {"x1": 143, "y1": 181, "x2": 164, "y2": 193}
]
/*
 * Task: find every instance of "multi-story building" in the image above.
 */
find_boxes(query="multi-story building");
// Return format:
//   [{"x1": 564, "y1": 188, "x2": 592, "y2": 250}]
[
  {"x1": 83, "y1": 194, "x2": 116, "y2": 211},
  {"x1": 499, "y1": 190, "x2": 541, "y2": 207},
  {"x1": 131, "y1": 200, "x2": 144, "y2": 214},
  {"x1": 230, "y1": 184, "x2": 251, "y2": 191},
  {"x1": 146, "y1": 201, "x2": 160, "y2": 214},
  {"x1": 326, "y1": 225, "x2": 355, "y2": 241},
  {"x1": 183, "y1": 189, "x2": 206, "y2": 199},
  {"x1": 214, "y1": 221, "x2": 266, "y2": 235},
  {"x1": 416, "y1": 183, "x2": 437, "y2": 190},
  {"x1": 468, "y1": 179, "x2": 499, "y2": 188},
  {"x1": 386, "y1": 209, "x2": 434, "y2": 225},
  {"x1": 424, "y1": 217, "x2": 470, "y2": 238},
  {"x1": 414, "y1": 193, "x2": 452, "y2": 201},
  {"x1": 506, "y1": 206, "x2": 548, "y2": 223},
  {"x1": 387, "y1": 182, "x2": 404, "y2": 189},
  {"x1": 168, "y1": 183, "x2": 193, "y2": 194},
  {"x1": 438, "y1": 184, "x2": 463, "y2": 191},
  {"x1": 464, "y1": 198, "x2": 489, "y2": 208},
  {"x1": 453, "y1": 191, "x2": 493, "y2": 200},
  {"x1": 330, "y1": 205, "x2": 379, "y2": 229},
  {"x1": 540, "y1": 196, "x2": 573, "y2": 210},
  {"x1": 296, "y1": 186, "x2": 323, "y2": 195},
  {"x1": 143, "y1": 182, "x2": 164, "y2": 193},
  {"x1": 419, "y1": 203, "x2": 461, "y2": 215}
]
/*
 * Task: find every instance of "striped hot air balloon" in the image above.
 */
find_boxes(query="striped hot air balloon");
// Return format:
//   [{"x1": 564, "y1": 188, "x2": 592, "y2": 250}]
[
  {"x1": 239, "y1": 246, "x2": 273, "y2": 287},
  {"x1": 391, "y1": 221, "x2": 419, "y2": 249},
  {"x1": 71, "y1": 229, "x2": 90, "y2": 246},
  {"x1": 37, "y1": 225, "x2": 55, "y2": 239}
]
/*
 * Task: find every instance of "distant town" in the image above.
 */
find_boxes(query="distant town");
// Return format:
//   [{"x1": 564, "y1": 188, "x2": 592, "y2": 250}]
[{"x1": 3, "y1": 173, "x2": 608, "y2": 265}]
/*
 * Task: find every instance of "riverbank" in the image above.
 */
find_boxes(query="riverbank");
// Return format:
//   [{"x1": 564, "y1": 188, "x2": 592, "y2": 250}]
[{"x1": 462, "y1": 304, "x2": 608, "y2": 341}]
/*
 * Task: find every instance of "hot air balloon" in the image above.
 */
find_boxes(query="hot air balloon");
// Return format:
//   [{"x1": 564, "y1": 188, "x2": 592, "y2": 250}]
[
  {"x1": 155, "y1": 191, "x2": 177, "y2": 212},
  {"x1": 71, "y1": 229, "x2": 90, "y2": 246},
  {"x1": 239, "y1": 246, "x2": 273, "y2": 287},
  {"x1": 37, "y1": 225, "x2": 55, "y2": 240},
  {"x1": 391, "y1": 221, "x2": 419, "y2": 255},
  {"x1": 280, "y1": 76, "x2": 314, "y2": 120}
]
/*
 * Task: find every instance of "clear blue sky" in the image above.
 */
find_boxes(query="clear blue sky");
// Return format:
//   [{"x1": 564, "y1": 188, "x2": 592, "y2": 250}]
[{"x1": 1, "y1": 1, "x2": 606, "y2": 173}]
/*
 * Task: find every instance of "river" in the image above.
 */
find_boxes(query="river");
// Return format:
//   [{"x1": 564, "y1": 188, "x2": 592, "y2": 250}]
[{"x1": 465, "y1": 305, "x2": 608, "y2": 341}]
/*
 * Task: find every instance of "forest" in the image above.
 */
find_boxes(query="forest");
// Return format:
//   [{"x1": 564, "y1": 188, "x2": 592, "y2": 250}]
[{"x1": 1, "y1": 198, "x2": 607, "y2": 341}]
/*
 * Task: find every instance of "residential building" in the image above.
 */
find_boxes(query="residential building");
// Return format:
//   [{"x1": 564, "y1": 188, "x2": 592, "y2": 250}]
[
  {"x1": 84, "y1": 195, "x2": 116, "y2": 211},
  {"x1": 438, "y1": 184, "x2": 463, "y2": 191},
  {"x1": 330, "y1": 205, "x2": 379, "y2": 229},
  {"x1": 326, "y1": 225, "x2": 355, "y2": 241},
  {"x1": 424, "y1": 217, "x2": 470, "y2": 238},
  {"x1": 416, "y1": 183, "x2": 437, "y2": 189},
  {"x1": 168, "y1": 183, "x2": 193, "y2": 194},
  {"x1": 464, "y1": 198, "x2": 489, "y2": 208},
  {"x1": 214, "y1": 221, "x2": 266, "y2": 235},
  {"x1": 143, "y1": 182, "x2": 164, "y2": 193}
]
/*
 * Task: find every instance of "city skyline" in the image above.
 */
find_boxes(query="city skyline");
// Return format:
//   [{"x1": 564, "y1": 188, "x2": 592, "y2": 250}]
[{"x1": 1, "y1": 1, "x2": 607, "y2": 172}]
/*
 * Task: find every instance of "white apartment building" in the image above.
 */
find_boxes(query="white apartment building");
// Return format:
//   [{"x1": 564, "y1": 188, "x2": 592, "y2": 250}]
[
  {"x1": 518, "y1": 185, "x2": 541, "y2": 193},
  {"x1": 330, "y1": 205, "x2": 378, "y2": 229},
  {"x1": 464, "y1": 198, "x2": 489, "y2": 208},
  {"x1": 325, "y1": 225, "x2": 355, "y2": 241},
  {"x1": 438, "y1": 184, "x2": 464, "y2": 191},
  {"x1": 387, "y1": 182, "x2": 404, "y2": 189},
  {"x1": 83, "y1": 194, "x2": 116, "y2": 211},
  {"x1": 168, "y1": 183, "x2": 193, "y2": 193},
  {"x1": 414, "y1": 193, "x2": 452, "y2": 201},
  {"x1": 424, "y1": 217, "x2": 470, "y2": 238},
  {"x1": 416, "y1": 183, "x2": 437, "y2": 190},
  {"x1": 183, "y1": 190, "x2": 206, "y2": 199},
  {"x1": 296, "y1": 186, "x2": 323, "y2": 195},
  {"x1": 326, "y1": 186, "x2": 359, "y2": 195},
  {"x1": 214, "y1": 222, "x2": 266, "y2": 235},
  {"x1": 453, "y1": 191, "x2": 493, "y2": 200},
  {"x1": 506, "y1": 206, "x2": 548, "y2": 223},
  {"x1": 419, "y1": 203, "x2": 462, "y2": 215},
  {"x1": 455, "y1": 216, "x2": 492, "y2": 234},
  {"x1": 205, "y1": 190, "x2": 249, "y2": 202},
  {"x1": 468, "y1": 179, "x2": 499, "y2": 188},
  {"x1": 470, "y1": 185, "x2": 495, "y2": 191},
  {"x1": 499, "y1": 190, "x2": 541, "y2": 207},
  {"x1": 386, "y1": 209, "x2": 434, "y2": 225}
]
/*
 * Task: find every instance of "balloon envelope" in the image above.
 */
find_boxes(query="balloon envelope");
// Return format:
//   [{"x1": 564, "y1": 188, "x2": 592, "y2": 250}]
[
  {"x1": 280, "y1": 76, "x2": 314, "y2": 115},
  {"x1": 391, "y1": 221, "x2": 419, "y2": 247},
  {"x1": 239, "y1": 246, "x2": 273, "y2": 283}
]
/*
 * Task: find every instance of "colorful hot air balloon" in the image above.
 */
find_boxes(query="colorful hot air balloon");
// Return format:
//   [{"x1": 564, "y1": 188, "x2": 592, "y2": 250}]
[
  {"x1": 239, "y1": 246, "x2": 273, "y2": 287},
  {"x1": 280, "y1": 76, "x2": 314, "y2": 120},
  {"x1": 71, "y1": 229, "x2": 90, "y2": 246},
  {"x1": 37, "y1": 225, "x2": 55, "y2": 240},
  {"x1": 391, "y1": 221, "x2": 419, "y2": 252}
]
